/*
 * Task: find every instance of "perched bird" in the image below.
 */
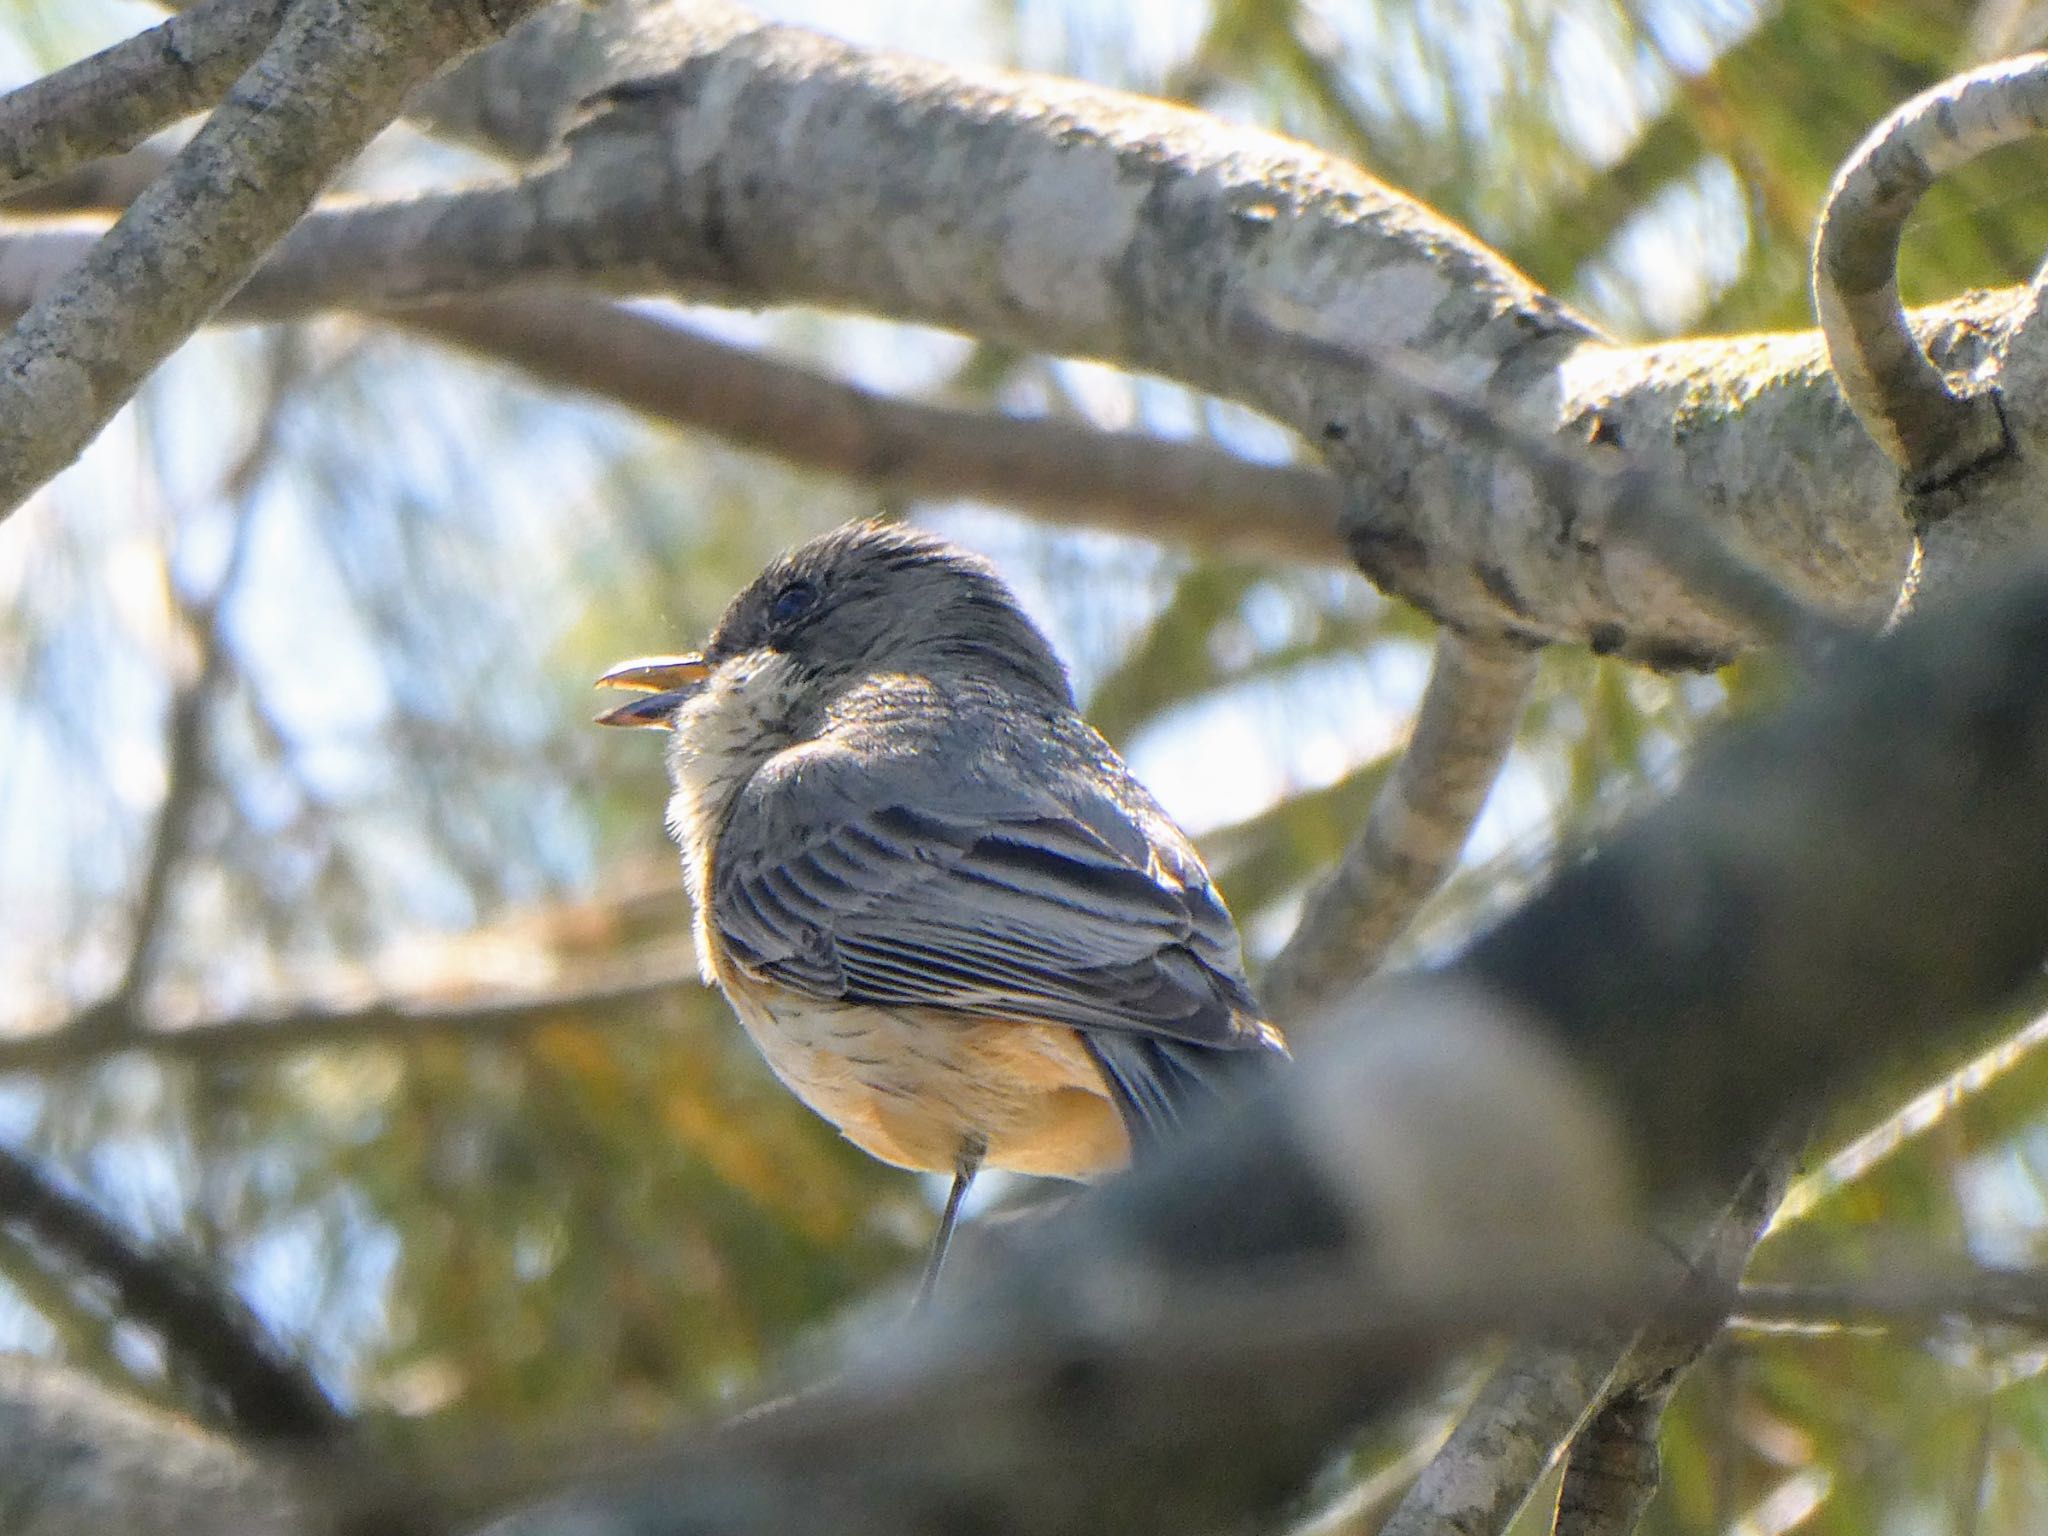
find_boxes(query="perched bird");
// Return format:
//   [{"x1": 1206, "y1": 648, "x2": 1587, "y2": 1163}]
[{"x1": 597, "y1": 521, "x2": 1285, "y2": 1298}]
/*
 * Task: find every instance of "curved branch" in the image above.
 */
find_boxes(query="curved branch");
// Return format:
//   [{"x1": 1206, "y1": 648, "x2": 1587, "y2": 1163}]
[
  {"x1": 399, "y1": 296, "x2": 1344, "y2": 561},
  {"x1": 1811, "y1": 55, "x2": 2041, "y2": 491},
  {"x1": 0, "y1": 0, "x2": 285, "y2": 203},
  {"x1": 1260, "y1": 632, "x2": 1537, "y2": 1022}
]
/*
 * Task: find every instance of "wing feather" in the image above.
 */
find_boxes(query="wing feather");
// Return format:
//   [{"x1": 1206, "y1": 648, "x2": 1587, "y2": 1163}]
[{"x1": 711, "y1": 748, "x2": 1270, "y2": 1056}]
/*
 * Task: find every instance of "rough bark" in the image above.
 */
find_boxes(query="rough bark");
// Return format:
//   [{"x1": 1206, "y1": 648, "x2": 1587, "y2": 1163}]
[
  {"x1": 0, "y1": 2, "x2": 1959, "y2": 662},
  {"x1": 0, "y1": 0, "x2": 547, "y2": 525}
]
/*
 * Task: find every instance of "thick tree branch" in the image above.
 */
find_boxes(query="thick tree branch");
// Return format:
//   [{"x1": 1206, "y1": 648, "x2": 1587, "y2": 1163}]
[
  {"x1": 1261, "y1": 632, "x2": 1537, "y2": 1021},
  {"x1": 0, "y1": 1, "x2": 285, "y2": 203},
  {"x1": 0, "y1": 0, "x2": 545, "y2": 526},
  {"x1": 0, "y1": 11, "x2": 2015, "y2": 657},
  {"x1": 399, "y1": 295, "x2": 1344, "y2": 561}
]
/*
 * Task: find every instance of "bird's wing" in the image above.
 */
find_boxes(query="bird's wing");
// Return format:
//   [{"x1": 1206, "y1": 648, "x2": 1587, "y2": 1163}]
[{"x1": 709, "y1": 742, "x2": 1272, "y2": 1059}]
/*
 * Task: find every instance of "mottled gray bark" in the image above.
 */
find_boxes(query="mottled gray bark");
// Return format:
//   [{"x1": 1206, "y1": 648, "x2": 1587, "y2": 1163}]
[
  {"x1": 0, "y1": 0, "x2": 284, "y2": 202},
  {"x1": 0, "y1": 0, "x2": 547, "y2": 525},
  {"x1": 0, "y1": 2, "x2": 1956, "y2": 662},
  {"x1": 1261, "y1": 633, "x2": 1537, "y2": 1020}
]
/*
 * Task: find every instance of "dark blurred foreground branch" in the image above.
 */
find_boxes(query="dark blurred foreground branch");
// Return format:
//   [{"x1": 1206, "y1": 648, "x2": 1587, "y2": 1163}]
[
  {"x1": 447, "y1": 562, "x2": 2048, "y2": 1536},
  {"x1": 9, "y1": 565, "x2": 2048, "y2": 1532}
]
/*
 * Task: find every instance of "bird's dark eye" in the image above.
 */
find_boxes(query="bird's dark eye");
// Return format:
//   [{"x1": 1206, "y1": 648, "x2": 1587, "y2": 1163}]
[{"x1": 769, "y1": 579, "x2": 819, "y2": 626}]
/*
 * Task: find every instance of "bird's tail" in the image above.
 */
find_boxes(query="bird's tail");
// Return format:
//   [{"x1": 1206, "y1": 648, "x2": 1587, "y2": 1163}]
[{"x1": 1084, "y1": 1022, "x2": 1285, "y2": 1157}]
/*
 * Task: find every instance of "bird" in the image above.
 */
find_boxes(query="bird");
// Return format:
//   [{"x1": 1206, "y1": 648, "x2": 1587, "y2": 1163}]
[{"x1": 596, "y1": 520, "x2": 1286, "y2": 1300}]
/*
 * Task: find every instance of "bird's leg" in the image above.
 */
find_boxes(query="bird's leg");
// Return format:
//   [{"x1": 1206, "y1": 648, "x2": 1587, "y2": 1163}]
[{"x1": 915, "y1": 1134, "x2": 987, "y2": 1309}]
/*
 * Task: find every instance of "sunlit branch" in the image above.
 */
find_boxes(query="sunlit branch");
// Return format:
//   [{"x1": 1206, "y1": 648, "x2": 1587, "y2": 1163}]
[
  {"x1": 1261, "y1": 632, "x2": 1537, "y2": 1023},
  {"x1": 0, "y1": 0, "x2": 547, "y2": 527},
  {"x1": 0, "y1": 0, "x2": 284, "y2": 204}
]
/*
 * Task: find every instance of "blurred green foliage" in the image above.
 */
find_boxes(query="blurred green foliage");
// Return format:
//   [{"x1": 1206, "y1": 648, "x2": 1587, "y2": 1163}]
[{"x1": 1, "y1": 0, "x2": 2047, "y2": 1530}]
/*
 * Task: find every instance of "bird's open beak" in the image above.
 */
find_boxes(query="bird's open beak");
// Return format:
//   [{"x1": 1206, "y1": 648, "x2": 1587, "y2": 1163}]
[{"x1": 593, "y1": 654, "x2": 711, "y2": 730}]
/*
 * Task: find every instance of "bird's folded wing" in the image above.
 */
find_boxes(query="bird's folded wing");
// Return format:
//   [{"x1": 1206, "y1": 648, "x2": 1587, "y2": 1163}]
[{"x1": 710, "y1": 754, "x2": 1268, "y2": 1054}]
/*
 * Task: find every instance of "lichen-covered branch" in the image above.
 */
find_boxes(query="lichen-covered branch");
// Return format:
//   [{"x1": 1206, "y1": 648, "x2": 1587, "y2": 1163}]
[
  {"x1": 0, "y1": 0, "x2": 286, "y2": 203},
  {"x1": 1261, "y1": 632, "x2": 1537, "y2": 1022},
  {"x1": 0, "y1": 0, "x2": 546, "y2": 526}
]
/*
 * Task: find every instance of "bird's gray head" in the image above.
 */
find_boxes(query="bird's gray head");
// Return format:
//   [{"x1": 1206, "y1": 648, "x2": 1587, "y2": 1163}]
[{"x1": 594, "y1": 521, "x2": 1072, "y2": 731}]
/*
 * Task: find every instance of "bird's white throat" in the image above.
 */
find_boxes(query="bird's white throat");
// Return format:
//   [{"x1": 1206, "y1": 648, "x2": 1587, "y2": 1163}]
[{"x1": 662, "y1": 649, "x2": 811, "y2": 974}]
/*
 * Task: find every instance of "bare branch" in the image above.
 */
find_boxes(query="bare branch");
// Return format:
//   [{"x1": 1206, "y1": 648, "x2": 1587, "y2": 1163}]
[
  {"x1": 1367, "y1": 1146, "x2": 1791, "y2": 1536},
  {"x1": 0, "y1": 959, "x2": 700, "y2": 1076},
  {"x1": 0, "y1": 9, "x2": 1997, "y2": 655},
  {"x1": 1812, "y1": 55, "x2": 2037, "y2": 492},
  {"x1": 399, "y1": 295, "x2": 1344, "y2": 562},
  {"x1": 0, "y1": 1144, "x2": 342, "y2": 1440},
  {"x1": 1548, "y1": 1142, "x2": 1799, "y2": 1536},
  {"x1": 0, "y1": 0, "x2": 546, "y2": 528},
  {"x1": 1261, "y1": 632, "x2": 1537, "y2": 1022},
  {"x1": 0, "y1": 1, "x2": 285, "y2": 203}
]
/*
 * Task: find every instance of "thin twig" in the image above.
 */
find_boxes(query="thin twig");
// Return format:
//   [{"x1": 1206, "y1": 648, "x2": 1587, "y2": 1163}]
[
  {"x1": 1260, "y1": 631, "x2": 1537, "y2": 1022},
  {"x1": 0, "y1": 958, "x2": 700, "y2": 1076},
  {"x1": 0, "y1": 0, "x2": 286, "y2": 203},
  {"x1": 1811, "y1": 55, "x2": 2045, "y2": 491}
]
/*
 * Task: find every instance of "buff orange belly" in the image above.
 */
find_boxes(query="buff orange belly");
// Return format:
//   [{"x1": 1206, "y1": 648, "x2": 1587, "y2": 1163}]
[{"x1": 717, "y1": 965, "x2": 1130, "y2": 1179}]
